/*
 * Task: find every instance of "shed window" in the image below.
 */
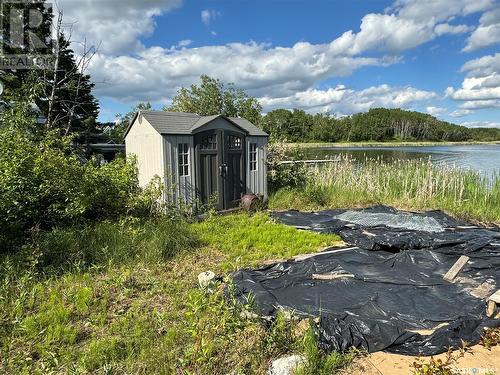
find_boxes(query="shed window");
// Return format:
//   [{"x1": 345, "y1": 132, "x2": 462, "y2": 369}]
[
  {"x1": 228, "y1": 135, "x2": 242, "y2": 150},
  {"x1": 178, "y1": 143, "x2": 190, "y2": 176},
  {"x1": 249, "y1": 143, "x2": 258, "y2": 171},
  {"x1": 200, "y1": 134, "x2": 217, "y2": 150}
]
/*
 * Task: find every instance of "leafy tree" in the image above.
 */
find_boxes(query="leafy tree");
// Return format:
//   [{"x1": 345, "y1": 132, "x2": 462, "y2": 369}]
[
  {"x1": 260, "y1": 109, "x2": 293, "y2": 141},
  {"x1": 166, "y1": 75, "x2": 262, "y2": 125},
  {"x1": 260, "y1": 107, "x2": 499, "y2": 143},
  {"x1": 260, "y1": 109, "x2": 314, "y2": 142}
]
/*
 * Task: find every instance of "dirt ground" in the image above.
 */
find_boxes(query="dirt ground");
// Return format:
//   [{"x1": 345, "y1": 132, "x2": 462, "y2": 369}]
[{"x1": 346, "y1": 345, "x2": 500, "y2": 375}]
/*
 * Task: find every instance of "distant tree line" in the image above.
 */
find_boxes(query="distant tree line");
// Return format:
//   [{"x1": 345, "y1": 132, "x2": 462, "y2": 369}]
[
  {"x1": 120, "y1": 76, "x2": 500, "y2": 144},
  {"x1": 259, "y1": 108, "x2": 500, "y2": 143}
]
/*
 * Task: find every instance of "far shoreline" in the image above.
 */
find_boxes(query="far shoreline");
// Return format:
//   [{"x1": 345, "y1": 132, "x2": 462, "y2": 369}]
[{"x1": 287, "y1": 140, "x2": 500, "y2": 148}]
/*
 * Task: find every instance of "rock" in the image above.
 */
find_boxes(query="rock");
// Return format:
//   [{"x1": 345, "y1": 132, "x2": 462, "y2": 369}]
[
  {"x1": 267, "y1": 354, "x2": 306, "y2": 375},
  {"x1": 293, "y1": 319, "x2": 311, "y2": 339},
  {"x1": 198, "y1": 271, "x2": 216, "y2": 289},
  {"x1": 276, "y1": 306, "x2": 299, "y2": 321},
  {"x1": 240, "y1": 309, "x2": 259, "y2": 320}
]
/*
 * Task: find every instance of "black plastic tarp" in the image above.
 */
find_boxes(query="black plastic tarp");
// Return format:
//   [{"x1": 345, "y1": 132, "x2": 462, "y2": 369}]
[{"x1": 231, "y1": 206, "x2": 500, "y2": 355}]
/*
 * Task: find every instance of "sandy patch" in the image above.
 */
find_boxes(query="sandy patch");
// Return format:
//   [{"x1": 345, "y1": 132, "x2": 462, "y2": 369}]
[{"x1": 346, "y1": 345, "x2": 500, "y2": 375}]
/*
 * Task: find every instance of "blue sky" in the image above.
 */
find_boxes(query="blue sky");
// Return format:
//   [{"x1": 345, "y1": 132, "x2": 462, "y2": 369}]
[{"x1": 60, "y1": 0, "x2": 500, "y2": 127}]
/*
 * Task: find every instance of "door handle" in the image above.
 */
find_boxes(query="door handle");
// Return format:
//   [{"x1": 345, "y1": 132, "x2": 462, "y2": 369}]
[{"x1": 219, "y1": 164, "x2": 227, "y2": 177}]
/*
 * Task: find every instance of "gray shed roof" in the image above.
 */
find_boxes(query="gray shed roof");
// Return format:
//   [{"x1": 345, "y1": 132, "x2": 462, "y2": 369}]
[{"x1": 126, "y1": 110, "x2": 268, "y2": 137}]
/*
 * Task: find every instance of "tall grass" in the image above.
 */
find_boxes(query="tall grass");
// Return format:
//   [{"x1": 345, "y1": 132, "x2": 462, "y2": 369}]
[
  {"x1": 270, "y1": 156, "x2": 500, "y2": 223},
  {"x1": 0, "y1": 214, "x2": 346, "y2": 374}
]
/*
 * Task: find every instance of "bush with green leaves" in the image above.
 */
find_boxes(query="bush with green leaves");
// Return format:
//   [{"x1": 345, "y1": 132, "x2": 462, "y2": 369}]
[
  {"x1": 0, "y1": 127, "x2": 141, "y2": 249},
  {"x1": 267, "y1": 141, "x2": 309, "y2": 192}
]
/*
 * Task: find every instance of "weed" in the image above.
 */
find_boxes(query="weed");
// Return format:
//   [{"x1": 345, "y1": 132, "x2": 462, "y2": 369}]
[
  {"x1": 295, "y1": 327, "x2": 358, "y2": 375},
  {"x1": 480, "y1": 327, "x2": 500, "y2": 349},
  {"x1": 411, "y1": 349, "x2": 464, "y2": 375}
]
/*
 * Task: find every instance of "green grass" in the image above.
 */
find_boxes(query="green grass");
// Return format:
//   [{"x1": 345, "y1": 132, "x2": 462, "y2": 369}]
[
  {"x1": 0, "y1": 213, "x2": 345, "y2": 374},
  {"x1": 269, "y1": 157, "x2": 500, "y2": 224},
  {"x1": 193, "y1": 212, "x2": 341, "y2": 270}
]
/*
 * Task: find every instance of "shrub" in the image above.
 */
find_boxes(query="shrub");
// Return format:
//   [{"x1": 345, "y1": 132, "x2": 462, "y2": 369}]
[
  {"x1": 267, "y1": 141, "x2": 309, "y2": 192},
  {"x1": 0, "y1": 128, "x2": 140, "y2": 250}
]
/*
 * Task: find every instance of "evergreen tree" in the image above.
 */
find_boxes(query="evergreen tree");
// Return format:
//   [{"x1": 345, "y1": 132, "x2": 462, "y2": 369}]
[
  {"x1": 39, "y1": 35, "x2": 99, "y2": 135},
  {"x1": 0, "y1": 1, "x2": 99, "y2": 135}
]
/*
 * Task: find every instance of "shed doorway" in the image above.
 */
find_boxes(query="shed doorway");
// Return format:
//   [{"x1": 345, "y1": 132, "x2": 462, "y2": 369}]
[{"x1": 194, "y1": 129, "x2": 246, "y2": 209}]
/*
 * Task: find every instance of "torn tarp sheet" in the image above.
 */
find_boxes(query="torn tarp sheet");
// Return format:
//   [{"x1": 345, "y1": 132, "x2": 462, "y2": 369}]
[
  {"x1": 231, "y1": 206, "x2": 500, "y2": 355},
  {"x1": 271, "y1": 205, "x2": 500, "y2": 253}
]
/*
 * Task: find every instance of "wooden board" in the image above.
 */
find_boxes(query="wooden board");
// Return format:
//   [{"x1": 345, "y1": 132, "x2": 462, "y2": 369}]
[
  {"x1": 487, "y1": 289, "x2": 500, "y2": 304},
  {"x1": 443, "y1": 255, "x2": 470, "y2": 282},
  {"x1": 292, "y1": 247, "x2": 357, "y2": 262},
  {"x1": 312, "y1": 272, "x2": 355, "y2": 280}
]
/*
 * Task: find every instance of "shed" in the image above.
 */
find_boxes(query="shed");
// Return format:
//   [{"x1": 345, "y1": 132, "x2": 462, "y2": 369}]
[{"x1": 124, "y1": 110, "x2": 269, "y2": 209}]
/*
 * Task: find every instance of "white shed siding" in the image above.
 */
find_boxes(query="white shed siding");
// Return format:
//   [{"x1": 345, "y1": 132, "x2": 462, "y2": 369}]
[
  {"x1": 125, "y1": 115, "x2": 164, "y2": 188},
  {"x1": 246, "y1": 136, "x2": 268, "y2": 198},
  {"x1": 163, "y1": 135, "x2": 196, "y2": 204}
]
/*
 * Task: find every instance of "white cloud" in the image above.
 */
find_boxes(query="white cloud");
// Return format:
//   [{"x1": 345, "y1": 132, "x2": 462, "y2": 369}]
[
  {"x1": 461, "y1": 52, "x2": 500, "y2": 77},
  {"x1": 426, "y1": 106, "x2": 447, "y2": 116},
  {"x1": 460, "y1": 120, "x2": 500, "y2": 128},
  {"x1": 259, "y1": 84, "x2": 436, "y2": 115},
  {"x1": 446, "y1": 53, "x2": 500, "y2": 110},
  {"x1": 450, "y1": 109, "x2": 473, "y2": 117},
  {"x1": 54, "y1": 0, "x2": 498, "y2": 122},
  {"x1": 459, "y1": 99, "x2": 500, "y2": 109},
  {"x1": 58, "y1": 0, "x2": 181, "y2": 54},
  {"x1": 84, "y1": 0, "x2": 491, "y2": 107},
  {"x1": 328, "y1": 0, "x2": 491, "y2": 56},
  {"x1": 177, "y1": 39, "x2": 193, "y2": 48},
  {"x1": 201, "y1": 9, "x2": 220, "y2": 26},
  {"x1": 328, "y1": 14, "x2": 433, "y2": 55},
  {"x1": 463, "y1": 8, "x2": 500, "y2": 51},
  {"x1": 434, "y1": 23, "x2": 472, "y2": 36},
  {"x1": 447, "y1": 77, "x2": 500, "y2": 100},
  {"x1": 88, "y1": 42, "x2": 399, "y2": 103},
  {"x1": 392, "y1": 0, "x2": 494, "y2": 22}
]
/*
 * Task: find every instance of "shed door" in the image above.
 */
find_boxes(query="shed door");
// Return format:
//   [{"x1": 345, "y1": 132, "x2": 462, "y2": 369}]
[
  {"x1": 195, "y1": 129, "x2": 246, "y2": 209},
  {"x1": 222, "y1": 131, "x2": 245, "y2": 209},
  {"x1": 195, "y1": 131, "x2": 221, "y2": 207}
]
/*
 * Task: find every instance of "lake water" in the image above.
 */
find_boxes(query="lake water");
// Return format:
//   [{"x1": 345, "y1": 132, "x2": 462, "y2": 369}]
[{"x1": 300, "y1": 144, "x2": 500, "y2": 177}]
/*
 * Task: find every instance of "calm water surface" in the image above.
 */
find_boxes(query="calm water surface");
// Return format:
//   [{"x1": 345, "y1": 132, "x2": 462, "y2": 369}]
[{"x1": 300, "y1": 144, "x2": 500, "y2": 177}]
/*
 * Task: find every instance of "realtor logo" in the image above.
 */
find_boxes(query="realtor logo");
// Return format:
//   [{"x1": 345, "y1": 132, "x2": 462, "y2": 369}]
[{"x1": 0, "y1": 0, "x2": 54, "y2": 69}]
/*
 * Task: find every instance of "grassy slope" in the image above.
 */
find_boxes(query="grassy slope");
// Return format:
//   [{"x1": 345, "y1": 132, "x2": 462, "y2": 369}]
[
  {"x1": 0, "y1": 213, "x2": 345, "y2": 374},
  {"x1": 4, "y1": 160, "x2": 500, "y2": 373}
]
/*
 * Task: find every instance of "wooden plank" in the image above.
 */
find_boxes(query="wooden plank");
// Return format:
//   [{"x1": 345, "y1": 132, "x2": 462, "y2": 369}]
[
  {"x1": 312, "y1": 272, "x2": 355, "y2": 280},
  {"x1": 260, "y1": 246, "x2": 357, "y2": 266},
  {"x1": 486, "y1": 290, "x2": 499, "y2": 318},
  {"x1": 487, "y1": 289, "x2": 500, "y2": 304},
  {"x1": 443, "y1": 255, "x2": 469, "y2": 282},
  {"x1": 292, "y1": 247, "x2": 357, "y2": 262},
  {"x1": 486, "y1": 300, "x2": 497, "y2": 318},
  {"x1": 279, "y1": 159, "x2": 340, "y2": 165}
]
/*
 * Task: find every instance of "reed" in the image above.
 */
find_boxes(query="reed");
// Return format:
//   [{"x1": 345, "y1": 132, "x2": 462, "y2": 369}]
[{"x1": 270, "y1": 156, "x2": 500, "y2": 223}]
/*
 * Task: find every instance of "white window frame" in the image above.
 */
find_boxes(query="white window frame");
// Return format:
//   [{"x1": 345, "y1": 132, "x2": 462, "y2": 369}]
[
  {"x1": 249, "y1": 142, "x2": 258, "y2": 171},
  {"x1": 178, "y1": 143, "x2": 190, "y2": 177}
]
